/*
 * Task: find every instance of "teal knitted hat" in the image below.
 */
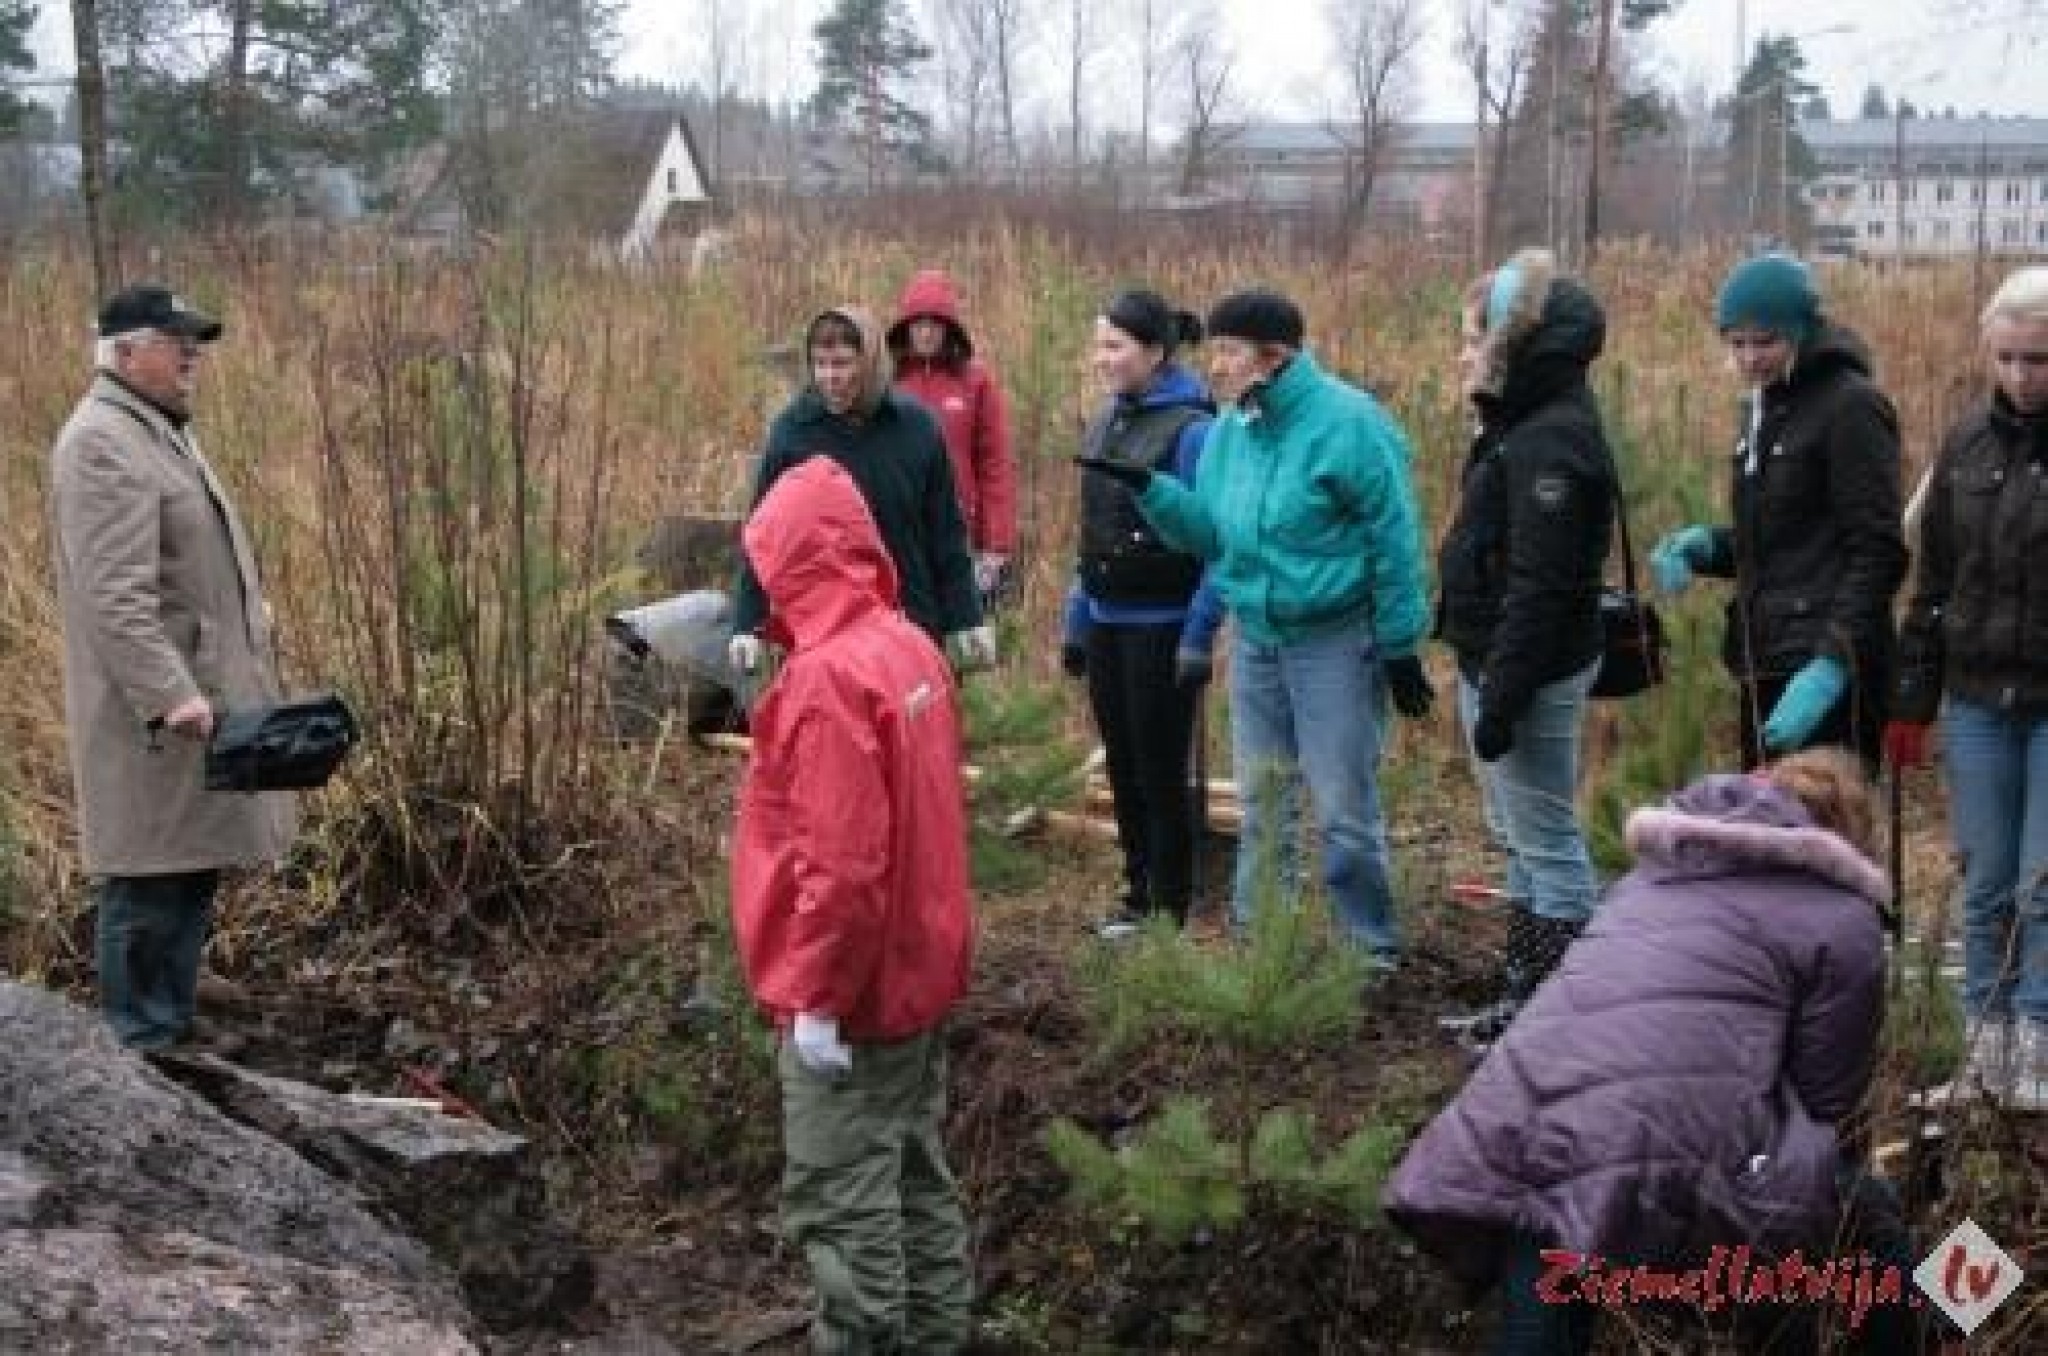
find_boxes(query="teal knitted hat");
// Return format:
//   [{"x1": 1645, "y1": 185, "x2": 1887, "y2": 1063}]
[{"x1": 1715, "y1": 254, "x2": 1820, "y2": 343}]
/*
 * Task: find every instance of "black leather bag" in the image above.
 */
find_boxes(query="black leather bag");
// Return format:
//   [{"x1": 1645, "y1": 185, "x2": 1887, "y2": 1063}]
[
  {"x1": 205, "y1": 692, "x2": 359, "y2": 792},
  {"x1": 1590, "y1": 468, "x2": 1669, "y2": 701},
  {"x1": 1591, "y1": 587, "x2": 1668, "y2": 700}
]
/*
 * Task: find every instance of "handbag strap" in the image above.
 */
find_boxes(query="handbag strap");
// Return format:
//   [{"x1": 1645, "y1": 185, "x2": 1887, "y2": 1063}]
[{"x1": 1607, "y1": 455, "x2": 1640, "y2": 594}]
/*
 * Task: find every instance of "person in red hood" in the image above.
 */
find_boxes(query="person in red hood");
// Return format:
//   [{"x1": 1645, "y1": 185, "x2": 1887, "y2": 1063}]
[
  {"x1": 888, "y1": 268, "x2": 1017, "y2": 605},
  {"x1": 731, "y1": 455, "x2": 976, "y2": 1354}
]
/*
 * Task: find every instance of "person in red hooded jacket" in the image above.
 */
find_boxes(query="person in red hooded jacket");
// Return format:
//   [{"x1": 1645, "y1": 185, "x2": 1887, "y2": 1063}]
[
  {"x1": 731, "y1": 455, "x2": 976, "y2": 1354},
  {"x1": 888, "y1": 268, "x2": 1017, "y2": 605}
]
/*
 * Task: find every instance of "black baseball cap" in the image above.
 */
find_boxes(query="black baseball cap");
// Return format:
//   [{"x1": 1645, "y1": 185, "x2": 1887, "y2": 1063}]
[{"x1": 97, "y1": 284, "x2": 223, "y2": 342}]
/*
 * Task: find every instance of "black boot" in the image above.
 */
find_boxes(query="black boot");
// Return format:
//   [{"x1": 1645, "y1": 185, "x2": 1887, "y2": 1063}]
[{"x1": 1440, "y1": 911, "x2": 1583, "y2": 1052}]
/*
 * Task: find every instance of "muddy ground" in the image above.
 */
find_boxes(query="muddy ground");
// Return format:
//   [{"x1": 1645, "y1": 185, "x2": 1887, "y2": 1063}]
[{"x1": 65, "y1": 751, "x2": 2043, "y2": 1354}]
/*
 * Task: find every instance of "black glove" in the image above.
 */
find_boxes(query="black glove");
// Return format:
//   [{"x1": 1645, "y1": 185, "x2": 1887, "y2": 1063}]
[
  {"x1": 1174, "y1": 648, "x2": 1212, "y2": 690},
  {"x1": 1060, "y1": 642, "x2": 1088, "y2": 679},
  {"x1": 1382, "y1": 654, "x2": 1435, "y2": 719},
  {"x1": 1074, "y1": 455, "x2": 1153, "y2": 493},
  {"x1": 1472, "y1": 710, "x2": 1515, "y2": 763}
]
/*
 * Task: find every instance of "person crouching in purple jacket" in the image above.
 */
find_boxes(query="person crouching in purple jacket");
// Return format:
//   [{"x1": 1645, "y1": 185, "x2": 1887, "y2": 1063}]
[{"x1": 1384, "y1": 749, "x2": 1926, "y2": 1355}]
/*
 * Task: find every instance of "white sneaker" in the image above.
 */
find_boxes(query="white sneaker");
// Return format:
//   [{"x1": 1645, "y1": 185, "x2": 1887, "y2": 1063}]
[{"x1": 2004, "y1": 1019, "x2": 2048, "y2": 1113}]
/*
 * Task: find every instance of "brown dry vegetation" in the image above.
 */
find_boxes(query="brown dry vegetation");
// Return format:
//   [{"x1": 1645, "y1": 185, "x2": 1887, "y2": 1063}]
[{"x1": 0, "y1": 225, "x2": 2039, "y2": 1351}]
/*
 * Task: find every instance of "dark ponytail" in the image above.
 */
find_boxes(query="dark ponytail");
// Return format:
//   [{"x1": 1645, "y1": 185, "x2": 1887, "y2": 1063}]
[{"x1": 1103, "y1": 288, "x2": 1203, "y2": 358}]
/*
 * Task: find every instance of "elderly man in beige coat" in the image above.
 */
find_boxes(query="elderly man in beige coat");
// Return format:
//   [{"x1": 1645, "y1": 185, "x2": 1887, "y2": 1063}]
[{"x1": 50, "y1": 283, "x2": 294, "y2": 1051}]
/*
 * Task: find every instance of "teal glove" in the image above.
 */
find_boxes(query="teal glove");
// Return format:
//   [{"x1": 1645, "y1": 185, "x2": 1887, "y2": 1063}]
[
  {"x1": 1761, "y1": 656, "x2": 1848, "y2": 753},
  {"x1": 1650, "y1": 525, "x2": 1717, "y2": 595}
]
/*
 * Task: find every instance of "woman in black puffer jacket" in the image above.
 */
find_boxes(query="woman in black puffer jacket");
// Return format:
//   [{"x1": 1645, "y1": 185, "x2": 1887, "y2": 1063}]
[
  {"x1": 1651, "y1": 254, "x2": 1907, "y2": 770},
  {"x1": 1435, "y1": 249, "x2": 1616, "y2": 1044}
]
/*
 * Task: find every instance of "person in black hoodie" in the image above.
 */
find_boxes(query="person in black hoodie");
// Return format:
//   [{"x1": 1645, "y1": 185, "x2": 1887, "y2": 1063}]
[
  {"x1": 1651, "y1": 254, "x2": 1906, "y2": 769},
  {"x1": 1435, "y1": 250, "x2": 1615, "y2": 1046}
]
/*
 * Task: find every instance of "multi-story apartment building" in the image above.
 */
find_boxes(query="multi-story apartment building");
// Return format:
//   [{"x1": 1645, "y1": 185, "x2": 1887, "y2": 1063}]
[
  {"x1": 1804, "y1": 116, "x2": 2048, "y2": 260},
  {"x1": 1210, "y1": 116, "x2": 2048, "y2": 260}
]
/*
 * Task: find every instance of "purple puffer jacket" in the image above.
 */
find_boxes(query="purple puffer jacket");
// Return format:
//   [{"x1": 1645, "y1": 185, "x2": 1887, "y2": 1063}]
[{"x1": 1383, "y1": 774, "x2": 1888, "y2": 1287}]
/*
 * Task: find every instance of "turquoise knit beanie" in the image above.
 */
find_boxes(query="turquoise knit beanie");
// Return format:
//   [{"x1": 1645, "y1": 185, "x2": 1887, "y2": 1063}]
[{"x1": 1715, "y1": 254, "x2": 1820, "y2": 343}]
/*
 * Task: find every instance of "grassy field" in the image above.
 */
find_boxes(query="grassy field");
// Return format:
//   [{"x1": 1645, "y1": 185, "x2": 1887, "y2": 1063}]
[{"x1": 1, "y1": 226, "x2": 2038, "y2": 1349}]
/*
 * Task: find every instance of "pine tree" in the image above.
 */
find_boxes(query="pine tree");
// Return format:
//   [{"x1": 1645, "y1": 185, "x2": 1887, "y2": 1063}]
[
  {"x1": 807, "y1": 0, "x2": 939, "y2": 188},
  {"x1": 0, "y1": 0, "x2": 35, "y2": 135},
  {"x1": 1723, "y1": 35, "x2": 1821, "y2": 244}
]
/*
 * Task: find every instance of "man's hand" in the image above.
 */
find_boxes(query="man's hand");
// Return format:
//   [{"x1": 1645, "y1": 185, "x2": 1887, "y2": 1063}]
[
  {"x1": 164, "y1": 695, "x2": 215, "y2": 741},
  {"x1": 1074, "y1": 455, "x2": 1152, "y2": 493},
  {"x1": 1382, "y1": 654, "x2": 1435, "y2": 719},
  {"x1": 792, "y1": 1013, "x2": 852, "y2": 1076}
]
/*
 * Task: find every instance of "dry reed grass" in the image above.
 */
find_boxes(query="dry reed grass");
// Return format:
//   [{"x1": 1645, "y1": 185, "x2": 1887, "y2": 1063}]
[{"x1": 0, "y1": 226, "x2": 2001, "y2": 956}]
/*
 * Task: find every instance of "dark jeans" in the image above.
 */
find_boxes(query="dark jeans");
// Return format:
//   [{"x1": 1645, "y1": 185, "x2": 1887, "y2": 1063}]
[
  {"x1": 1738, "y1": 670, "x2": 1886, "y2": 773},
  {"x1": 1086, "y1": 621, "x2": 1200, "y2": 921},
  {"x1": 1495, "y1": 1173, "x2": 1926, "y2": 1356},
  {"x1": 95, "y1": 870, "x2": 220, "y2": 1050}
]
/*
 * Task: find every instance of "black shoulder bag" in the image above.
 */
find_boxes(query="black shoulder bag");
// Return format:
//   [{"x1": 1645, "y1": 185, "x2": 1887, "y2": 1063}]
[{"x1": 1589, "y1": 469, "x2": 1669, "y2": 701}]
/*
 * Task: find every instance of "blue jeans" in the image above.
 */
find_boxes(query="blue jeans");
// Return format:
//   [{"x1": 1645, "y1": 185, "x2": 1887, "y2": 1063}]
[
  {"x1": 1942, "y1": 698, "x2": 2048, "y2": 1022},
  {"x1": 1459, "y1": 662, "x2": 1601, "y2": 924},
  {"x1": 96, "y1": 871, "x2": 219, "y2": 1050},
  {"x1": 1227, "y1": 626, "x2": 1397, "y2": 953}
]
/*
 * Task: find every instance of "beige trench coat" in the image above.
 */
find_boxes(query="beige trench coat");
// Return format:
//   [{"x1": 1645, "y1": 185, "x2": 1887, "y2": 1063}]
[{"x1": 50, "y1": 374, "x2": 295, "y2": 875}]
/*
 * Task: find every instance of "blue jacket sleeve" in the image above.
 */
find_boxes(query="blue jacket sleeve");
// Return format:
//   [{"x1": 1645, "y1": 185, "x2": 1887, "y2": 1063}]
[
  {"x1": 1178, "y1": 581, "x2": 1226, "y2": 657},
  {"x1": 1061, "y1": 583, "x2": 1091, "y2": 647},
  {"x1": 1170, "y1": 414, "x2": 1212, "y2": 485}
]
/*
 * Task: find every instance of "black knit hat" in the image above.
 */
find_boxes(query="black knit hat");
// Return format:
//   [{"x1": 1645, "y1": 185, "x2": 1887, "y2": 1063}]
[{"x1": 1206, "y1": 288, "x2": 1304, "y2": 349}]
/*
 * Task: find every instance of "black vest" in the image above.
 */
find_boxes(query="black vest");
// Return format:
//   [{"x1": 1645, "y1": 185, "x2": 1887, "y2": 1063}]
[{"x1": 1078, "y1": 399, "x2": 1206, "y2": 605}]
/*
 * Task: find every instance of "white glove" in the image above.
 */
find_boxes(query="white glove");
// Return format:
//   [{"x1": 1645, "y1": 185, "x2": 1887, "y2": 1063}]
[
  {"x1": 972, "y1": 552, "x2": 1010, "y2": 597},
  {"x1": 728, "y1": 633, "x2": 764, "y2": 675},
  {"x1": 792, "y1": 1012, "x2": 852, "y2": 1076},
  {"x1": 947, "y1": 624, "x2": 998, "y2": 673}
]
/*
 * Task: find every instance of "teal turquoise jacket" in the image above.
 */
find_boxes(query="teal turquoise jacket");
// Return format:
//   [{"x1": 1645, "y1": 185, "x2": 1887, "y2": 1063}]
[{"x1": 1134, "y1": 350, "x2": 1429, "y2": 651}]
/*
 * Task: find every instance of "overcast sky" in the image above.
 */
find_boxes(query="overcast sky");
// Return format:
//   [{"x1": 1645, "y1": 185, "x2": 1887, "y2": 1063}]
[{"x1": 28, "y1": 0, "x2": 2047, "y2": 123}]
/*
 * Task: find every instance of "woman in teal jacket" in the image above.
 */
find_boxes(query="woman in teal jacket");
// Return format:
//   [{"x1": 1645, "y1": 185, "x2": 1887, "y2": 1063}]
[{"x1": 1081, "y1": 289, "x2": 1433, "y2": 963}]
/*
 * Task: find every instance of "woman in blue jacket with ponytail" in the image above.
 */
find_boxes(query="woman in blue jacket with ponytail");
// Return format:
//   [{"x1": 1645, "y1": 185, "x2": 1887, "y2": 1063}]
[{"x1": 1063, "y1": 289, "x2": 1223, "y2": 938}]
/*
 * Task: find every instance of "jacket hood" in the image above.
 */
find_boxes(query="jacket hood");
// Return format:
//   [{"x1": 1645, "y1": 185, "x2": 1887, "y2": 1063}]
[
  {"x1": 1472, "y1": 248, "x2": 1605, "y2": 407},
  {"x1": 804, "y1": 304, "x2": 892, "y2": 418},
  {"x1": 741, "y1": 457, "x2": 900, "y2": 649},
  {"x1": 887, "y1": 269, "x2": 974, "y2": 364},
  {"x1": 1624, "y1": 773, "x2": 1889, "y2": 905},
  {"x1": 1788, "y1": 321, "x2": 1874, "y2": 388}
]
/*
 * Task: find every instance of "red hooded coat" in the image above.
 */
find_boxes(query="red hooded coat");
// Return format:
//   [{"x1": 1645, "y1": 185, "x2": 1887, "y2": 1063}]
[
  {"x1": 732, "y1": 457, "x2": 974, "y2": 1041},
  {"x1": 887, "y1": 270, "x2": 1017, "y2": 554}
]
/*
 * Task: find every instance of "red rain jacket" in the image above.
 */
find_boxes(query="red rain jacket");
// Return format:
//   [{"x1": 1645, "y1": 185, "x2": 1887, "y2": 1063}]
[
  {"x1": 732, "y1": 456, "x2": 974, "y2": 1041},
  {"x1": 887, "y1": 269, "x2": 1017, "y2": 554}
]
